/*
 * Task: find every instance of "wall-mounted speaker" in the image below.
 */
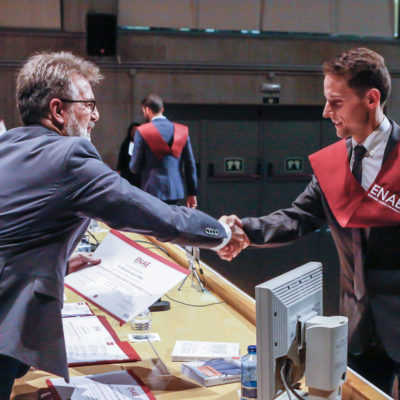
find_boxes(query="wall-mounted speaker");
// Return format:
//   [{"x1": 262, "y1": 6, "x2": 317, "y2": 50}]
[{"x1": 86, "y1": 12, "x2": 117, "y2": 57}]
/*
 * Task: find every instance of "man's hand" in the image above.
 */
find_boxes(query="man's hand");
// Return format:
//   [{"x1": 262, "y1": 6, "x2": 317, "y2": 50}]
[
  {"x1": 186, "y1": 195, "x2": 197, "y2": 209},
  {"x1": 218, "y1": 215, "x2": 250, "y2": 261},
  {"x1": 68, "y1": 252, "x2": 101, "y2": 274}
]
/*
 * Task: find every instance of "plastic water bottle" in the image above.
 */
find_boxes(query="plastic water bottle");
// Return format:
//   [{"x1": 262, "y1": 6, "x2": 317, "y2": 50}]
[{"x1": 241, "y1": 345, "x2": 257, "y2": 400}]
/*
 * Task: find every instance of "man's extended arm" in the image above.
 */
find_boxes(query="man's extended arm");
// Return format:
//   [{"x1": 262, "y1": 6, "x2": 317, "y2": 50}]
[{"x1": 218, "y1": 175, "x2": 327, "y2": 260}]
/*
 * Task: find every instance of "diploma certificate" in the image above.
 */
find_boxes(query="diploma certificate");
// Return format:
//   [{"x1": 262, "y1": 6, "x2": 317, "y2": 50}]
[{"x1": 65, "y1": 230, "x2": 189, "y2": 323}]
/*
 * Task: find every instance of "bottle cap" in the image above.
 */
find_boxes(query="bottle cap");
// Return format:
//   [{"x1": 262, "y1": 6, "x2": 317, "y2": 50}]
[{"x1": 247, "y1": 345, "x2": 256, "y2": 352}]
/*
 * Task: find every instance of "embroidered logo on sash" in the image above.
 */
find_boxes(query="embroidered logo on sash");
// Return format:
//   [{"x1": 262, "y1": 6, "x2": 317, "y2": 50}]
[{"x1": 368, "y1": 184, "x2": 400, "y2": 213}]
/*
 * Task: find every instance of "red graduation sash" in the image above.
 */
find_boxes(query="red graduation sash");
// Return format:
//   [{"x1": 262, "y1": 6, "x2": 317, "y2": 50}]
[
  {"x1": 309, "y1": 139, "x2": 400, "y2": 227},
  {"x1": 138, "y1": 122, "x2": 188, "y2": 160}
]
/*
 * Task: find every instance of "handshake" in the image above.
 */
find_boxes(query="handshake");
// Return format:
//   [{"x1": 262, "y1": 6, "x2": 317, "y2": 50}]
[{"x1": 217, "y1": 215, "x2": 250, "y2": 261}]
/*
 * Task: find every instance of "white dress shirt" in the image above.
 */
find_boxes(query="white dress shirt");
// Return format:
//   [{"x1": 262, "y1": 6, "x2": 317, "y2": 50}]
[{"x1": 350, "y1": 116, "x2": 391, "y2": 191}]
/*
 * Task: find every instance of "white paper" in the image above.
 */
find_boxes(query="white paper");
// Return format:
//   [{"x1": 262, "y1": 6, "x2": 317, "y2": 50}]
[
  {"x1": 128, "y1": 141, "x2": 134, "y2": 156},
  {"x1": 128, "y1": 333, "x2": 161, "y2": 343},
  {"x1": 0, "y1": 120, "x2": 6, "y2": 136},
  {"x1": 65, "y1": 231, "x2": 188, "y2": 323},
  {"x1": 62, "y1": 302, "x2": 93, "y2": 318},
  {"x1": 171, "y1": 340, "x2": 240, "y2": 361},
  {"x1": 63, "y1": 316, "x2": 127, "y2": 364},
  {"x1": 48, "y1": 370, "x2": 151, "y2": 400}
]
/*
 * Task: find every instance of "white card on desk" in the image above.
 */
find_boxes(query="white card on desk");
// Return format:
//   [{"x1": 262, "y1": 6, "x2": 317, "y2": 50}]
[
  {"x1": 62, "y1": 302, "x2": 93, "y2": 318},
  {"x1": 171, "y1": 340, "x2": 240, "y2": 361}
]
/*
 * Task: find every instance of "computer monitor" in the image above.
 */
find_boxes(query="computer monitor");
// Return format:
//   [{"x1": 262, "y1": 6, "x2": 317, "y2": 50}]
[
  {"x1": 256, "y1": 261, "x2": 323, "y2": 399},
  {"x1": 256, "y1": 261, "x2": 347, "y2": 400}
]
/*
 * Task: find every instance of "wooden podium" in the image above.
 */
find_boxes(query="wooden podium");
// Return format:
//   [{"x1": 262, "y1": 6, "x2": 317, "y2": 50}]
[{"x1": 11, "y1": 231, "x2": 392, "y2": 400}]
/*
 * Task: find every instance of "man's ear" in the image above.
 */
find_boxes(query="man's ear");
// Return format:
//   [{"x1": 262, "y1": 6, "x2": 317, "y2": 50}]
[
  {"x1": 48, "y1": 98, "x2": 65, "y2": 125},
  {"x1": 366, "y1": 88, "x2": 381, "y2": 109}
]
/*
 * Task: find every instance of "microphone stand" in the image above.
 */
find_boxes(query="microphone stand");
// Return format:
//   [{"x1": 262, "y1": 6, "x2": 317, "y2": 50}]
[{"x1": 178, "y1": 246, "x2": 206, "y2": 292}]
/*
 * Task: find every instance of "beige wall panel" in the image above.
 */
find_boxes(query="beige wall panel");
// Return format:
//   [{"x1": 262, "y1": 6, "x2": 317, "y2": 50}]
[
  {"x1": 91, "y1": 70, "x2": 133, "y2": 166},
  {"x1": 386, "y1": 78, "x2": 400, "y2": 123},
  {"x1": 118, "y1": 32, "x2": 344, "y2": 65},
  {"x1": 335, "y1": 0, "x2": 394, "y2": 37},
  {"x1": 63, "y1": 0, "x2": 118, "y2": 32},
  {"x1": 0, "y1": 0, "x2": 60, "y2": 29},
  {"x1": 198, "y1": 0, "x2": 260, "y2": 30},
  {"x1": 0, "y1": 69, "x2": 20, "y2": 129},
  {"x1": 132, "y1": 72, "x2": 324, "y2": 109},
  {"x1": 262, "y1": 0, "x2": 332, "y2": 33},
  {"x1": 0, "y1": 32, "x2": 85, "y2": 60},
  {"x1": 118, "y1": 0, "x2": 196, "y2": 29}
]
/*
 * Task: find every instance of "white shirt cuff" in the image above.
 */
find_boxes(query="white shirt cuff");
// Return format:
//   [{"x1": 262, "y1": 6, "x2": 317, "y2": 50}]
[{"x1": 211, "y1": 222, "x2": 232, "y2": 251}]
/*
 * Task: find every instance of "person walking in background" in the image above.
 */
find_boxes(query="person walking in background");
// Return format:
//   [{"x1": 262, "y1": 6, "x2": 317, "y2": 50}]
[
  {"x1": 129, "y1": 94, "x2": 198, "y2": 208},
  {"x1": 116, "y1": 121, "x2": 140, "y2": 186}
]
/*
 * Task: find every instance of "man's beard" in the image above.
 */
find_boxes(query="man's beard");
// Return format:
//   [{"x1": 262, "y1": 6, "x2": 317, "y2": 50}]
[{"x1": 65, "y1": 110, "x2": 93, "y2": 141}]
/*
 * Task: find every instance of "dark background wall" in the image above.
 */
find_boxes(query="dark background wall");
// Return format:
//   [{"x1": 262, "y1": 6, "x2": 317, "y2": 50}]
[{"x1": 1, "y1": 0, "x2": 400, "y2": 315}]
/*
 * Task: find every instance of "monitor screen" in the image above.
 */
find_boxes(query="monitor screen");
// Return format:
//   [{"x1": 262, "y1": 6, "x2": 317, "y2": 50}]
[{"x1": 256, "y1": 261, "x2": 323, "y2": 399}]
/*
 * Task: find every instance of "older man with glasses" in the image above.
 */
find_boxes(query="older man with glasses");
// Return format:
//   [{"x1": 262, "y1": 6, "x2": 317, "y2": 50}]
[{"x1": 0, "y1": 51, "x2": 248, "y2": 399}]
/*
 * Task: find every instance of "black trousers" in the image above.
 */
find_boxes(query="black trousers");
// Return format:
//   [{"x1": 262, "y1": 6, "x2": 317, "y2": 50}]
[
  {"x1": 348, "y1": 343, "x2": 400, "y2": 398},
  {"x1": 0, "y1": 355, "x2": 30, "y2": 400}
]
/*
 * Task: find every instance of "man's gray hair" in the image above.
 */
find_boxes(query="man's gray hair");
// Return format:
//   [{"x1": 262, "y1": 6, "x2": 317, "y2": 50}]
[{"x1": 16, "y1": 51, "x2": 103, "y2": 125}]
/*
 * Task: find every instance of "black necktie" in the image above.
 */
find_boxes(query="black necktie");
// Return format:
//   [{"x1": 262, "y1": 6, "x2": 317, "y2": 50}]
[
  {"x1": 351, "y1": 145, "x2": 367, "y2": 300},
  {"x1": 352, "y1": 145, "x2": 367, "y2": 184}
]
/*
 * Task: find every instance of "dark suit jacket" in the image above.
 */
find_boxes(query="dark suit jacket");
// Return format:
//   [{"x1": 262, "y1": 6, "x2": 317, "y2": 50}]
[
  {"x1": 129, "y1": 117, "x2": 198, "y2": 202},
  {"x1": 116, "y1": 136, "x2": 140, "y2": 186},
  {"x1": 242, "y1": 121, "x2": 400, "y2": 362},
  {"x1": 0, "y1": 125, "x2": 227, "y2": 380}
]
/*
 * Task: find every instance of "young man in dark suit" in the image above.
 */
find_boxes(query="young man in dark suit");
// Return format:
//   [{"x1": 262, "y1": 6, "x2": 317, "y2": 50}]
[{"x1": 219, "y1": 47, "x2": 400, "y2": 396}]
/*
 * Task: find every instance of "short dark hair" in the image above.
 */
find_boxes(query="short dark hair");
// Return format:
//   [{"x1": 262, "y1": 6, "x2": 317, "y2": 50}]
[
  {"x1": 141, "y1": 94, "x2": 163, "y2": 113},
  {"x1": 323, "y1": 47, "x2": 391, "y2": 105},
  {"x1": 127, "y1": 121, "x2": 140, "y2": 140}
]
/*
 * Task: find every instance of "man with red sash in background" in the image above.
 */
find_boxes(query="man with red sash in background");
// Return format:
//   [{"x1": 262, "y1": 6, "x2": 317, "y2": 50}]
[
  {"x1": 129, "y1": 94, "x2": 198, "y2": 208},
  {"x1": 218, "y1": 47, "x2": 400, "y2": 396}
]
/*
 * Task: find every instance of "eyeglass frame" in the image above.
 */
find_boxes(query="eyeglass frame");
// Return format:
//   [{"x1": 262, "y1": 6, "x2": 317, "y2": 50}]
[{"x1": 60, "y1": 98, "x2": 97, "y2": 113}]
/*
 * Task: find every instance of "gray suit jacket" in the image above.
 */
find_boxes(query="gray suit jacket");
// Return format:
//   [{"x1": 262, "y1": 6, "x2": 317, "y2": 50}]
[
  {"x1": 242, "y1": 121, "x2": 400, "y2": 362},
  {"x1": 0, "y1": 125, "x2": 227, "y2": 380}
]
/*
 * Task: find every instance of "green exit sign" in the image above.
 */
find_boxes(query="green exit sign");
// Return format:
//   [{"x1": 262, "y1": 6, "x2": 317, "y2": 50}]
[
  {"x1": 224, "y1": 158, "x2": 244, "y2": 172},
  {"x1": 285, "y1": 157, "x2": 304, "y2": 172}
]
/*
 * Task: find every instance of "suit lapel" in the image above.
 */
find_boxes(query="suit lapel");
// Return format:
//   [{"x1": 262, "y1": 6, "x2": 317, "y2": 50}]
[{"x1": 383, "y1": 120, "x2": 400, "y2": 161}]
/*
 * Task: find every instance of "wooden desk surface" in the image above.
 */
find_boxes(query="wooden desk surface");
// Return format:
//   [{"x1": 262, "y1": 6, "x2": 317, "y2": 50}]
[
  {"x1": 11, "y1": 231, "x2": 392, "y2": 400},
  {"x1": 11, "y1": 232, "x2": 255, "y2": 400}
]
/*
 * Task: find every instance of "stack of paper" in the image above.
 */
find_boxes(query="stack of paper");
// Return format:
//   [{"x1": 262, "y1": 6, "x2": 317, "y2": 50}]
[
  {"x1": 63, "y1": 314, "x2": 140, "y2": 366},
  {"x1": 171, "y1": 340, "x2": 240, "y2": 362},
  {"x1": 45, "y1": 370, "x2": 156, "y2": 400}
]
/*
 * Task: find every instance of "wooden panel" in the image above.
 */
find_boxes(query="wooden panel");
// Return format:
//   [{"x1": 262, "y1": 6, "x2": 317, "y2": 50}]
[
  {"x1": 335, "y1": 0, "x2": 394, "y2": 37},
  {"x1": 198, "y1": 0, "x2": 260, "y2": 30},
  {"x1": 262, "y1": 0, "x2": 332, "y2": 33},
  {"x1": 0, "y1": 0, "x2": 60, "y2": 29},
  {"x1": 118, "y1": 0, "x2": 196, "y2": 29}
]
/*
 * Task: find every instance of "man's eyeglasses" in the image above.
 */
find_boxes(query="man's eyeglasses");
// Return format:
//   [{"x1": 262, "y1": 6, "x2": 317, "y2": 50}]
[{"x1": 60, "y1": 98, "x2": 97, "y2": 113}]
